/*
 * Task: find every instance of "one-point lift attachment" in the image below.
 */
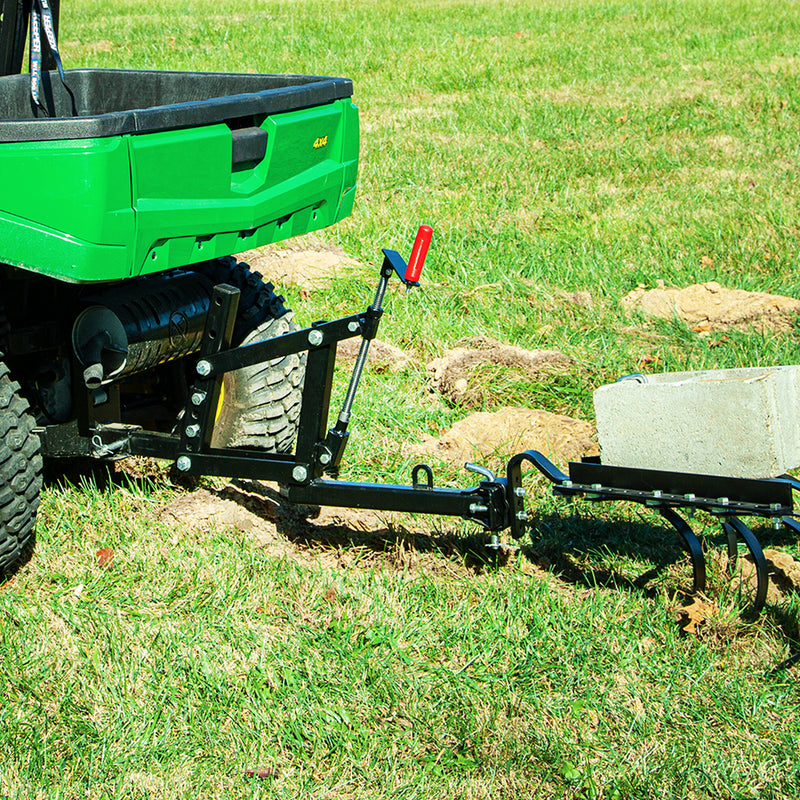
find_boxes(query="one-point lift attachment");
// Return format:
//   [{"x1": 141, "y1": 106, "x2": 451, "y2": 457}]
[
  {"x1": 528, "y1": 452, "x2": 800, "y2": 619},
  {"x1": 89, "y1": 226, "x2": 528, "y2": 539}
]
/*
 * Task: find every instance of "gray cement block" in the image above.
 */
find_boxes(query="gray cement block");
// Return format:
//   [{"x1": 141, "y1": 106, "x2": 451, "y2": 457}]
[{"x1": 593, "y1": 365, "x2": 800, "y2": 478}]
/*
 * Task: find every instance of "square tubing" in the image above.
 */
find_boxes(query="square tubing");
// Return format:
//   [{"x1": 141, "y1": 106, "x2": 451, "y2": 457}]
[{"x1": 177, "y1": 283, "x2": 237, "y2": 462}]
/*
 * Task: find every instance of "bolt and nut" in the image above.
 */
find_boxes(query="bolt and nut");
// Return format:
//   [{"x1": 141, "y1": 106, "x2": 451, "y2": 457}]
[{"x1": 292, "y1": 465, "x2": 309, "y2": 482}]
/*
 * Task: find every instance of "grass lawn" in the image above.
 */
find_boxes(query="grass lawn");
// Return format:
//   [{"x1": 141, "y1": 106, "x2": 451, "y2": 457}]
[{"x1": 2, "y1": 0, "x2": 800, "y2": 797}]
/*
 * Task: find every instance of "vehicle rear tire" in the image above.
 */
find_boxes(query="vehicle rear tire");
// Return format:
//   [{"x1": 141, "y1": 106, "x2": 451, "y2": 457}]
[
  {"x1": 190, "y1": 257, "x2": 305, "y2": 452},
  {"x1": 0, "y1": 360, "x2": 43, "y2": 577}
]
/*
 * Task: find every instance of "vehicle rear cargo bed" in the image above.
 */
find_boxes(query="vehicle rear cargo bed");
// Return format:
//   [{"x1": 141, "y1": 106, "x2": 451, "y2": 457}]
[{"x1": 0, "y1": 69, "x2": 359, "y2": 281}]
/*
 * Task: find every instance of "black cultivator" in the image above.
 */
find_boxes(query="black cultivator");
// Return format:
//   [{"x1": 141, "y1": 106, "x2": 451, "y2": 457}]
[
  {"x1": 529, "y1": 452, "x2": 800, "y2": 619},
  {"x1": 60, "y1": 231, "x2": 799, "y2": 620}
]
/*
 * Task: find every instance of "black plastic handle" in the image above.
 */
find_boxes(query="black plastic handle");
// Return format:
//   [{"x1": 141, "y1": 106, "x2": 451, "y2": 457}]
[{"x1": 231, "y1": 126, "x2": 267, "y2": 167}]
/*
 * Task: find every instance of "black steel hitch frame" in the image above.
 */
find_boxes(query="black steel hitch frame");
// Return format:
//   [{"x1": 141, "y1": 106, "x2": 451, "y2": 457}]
[{"x1": 73, "y1": 243, "x2": 524, "y2": 539}]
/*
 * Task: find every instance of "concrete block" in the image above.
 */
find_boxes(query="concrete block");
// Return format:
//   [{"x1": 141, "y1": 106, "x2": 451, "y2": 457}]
[{"x1": 593, "y1": 366, "x2": 800, "y2": 478}]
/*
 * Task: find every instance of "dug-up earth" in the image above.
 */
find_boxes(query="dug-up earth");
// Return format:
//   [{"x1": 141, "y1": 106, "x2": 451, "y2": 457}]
[
  {"x1": 735, "y1": 549, "x2": 800, "y2": 607},
  {"x1": 622, "y1": 280, "x2": 800, "y2": 333},
  {"x1": 427, "y1": 336, "x2": 572, "y2": 407},
  {"x1": 236, "y1": 236, "x2": 361, "y2": 293},
  {"x1": 408, "y1": 407, "x2": 597, "y2": 475}
]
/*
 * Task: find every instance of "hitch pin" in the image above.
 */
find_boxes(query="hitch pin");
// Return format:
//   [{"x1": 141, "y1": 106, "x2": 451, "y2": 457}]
[{"x1": 464, "y1": 462, "x2": 496, "y2": 482}]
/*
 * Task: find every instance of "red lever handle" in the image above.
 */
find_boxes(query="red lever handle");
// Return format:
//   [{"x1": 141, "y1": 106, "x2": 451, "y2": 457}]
[{"x1": 404, "y1": 225, "x2": 433, "y2": 283}]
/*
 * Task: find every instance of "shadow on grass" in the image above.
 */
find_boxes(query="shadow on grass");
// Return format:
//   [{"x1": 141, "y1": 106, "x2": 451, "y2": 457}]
[
  {"x1": 37, "y1": 461, "x2": 800, "y2": 655},
  {"x1": 42, "y1": 456, "x2": 173, "y2": 494},
  {"x1": 522, "y1": 511, "x2": 692, "y2": 601},
  {"x1": 223, "y1": 478, "x2": 500, "y2": 573}
]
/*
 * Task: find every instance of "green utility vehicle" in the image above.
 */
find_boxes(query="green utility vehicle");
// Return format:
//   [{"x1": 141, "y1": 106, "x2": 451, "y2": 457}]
[
  {"x1": 0, "y1": 1, "x2": 360, "y2": 572},
  {"x1": 0, "y1": 0, "x2": 527, "y2": 583}
]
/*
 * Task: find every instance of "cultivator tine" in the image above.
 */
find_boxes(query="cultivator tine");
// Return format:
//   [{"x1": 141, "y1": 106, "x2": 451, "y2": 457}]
[
  {"x1": 721, "y1": 516, "x2": 768, "y2": 620},
  {"x1": 782, "y1": 516, "x2": 800, "y2": 537},
  {"x1": 722, "y1": 521, "x2": 738, "y2": 573},
  {"x1": 659, "y1": 506, "x2": 706, "y2": 595}
]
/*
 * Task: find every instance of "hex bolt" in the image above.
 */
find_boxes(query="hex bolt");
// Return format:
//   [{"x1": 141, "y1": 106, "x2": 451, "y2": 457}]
[
  {"x1": 516, "y1": 511, "x2": 529, "y2": 522},
  {"x1": 514, "y1": 486, "x2": 526, "y2": 497},
  {"x1": 196, "y1": 360, "x2": 212, "y2": 377},
  {"x1": 292, "y1": 465, "x2": 309, "y2": 482},
  {"x1": 308, "y1": 329, "x2": 324, "y2": 346},
  {"x1": 319, "y1": 452, "x2": 332, "y2": 465},
  {"x1": 469, "y1": 503, "x2": 489, "y2": 514},
  {"x1": 176, "y1": 456, "x2": 192, "y2": 472},
  {"x1": 185, "y1": 424, "x2": 200, "y2": 438},
  {"x1": 347, "y1": 320, "x2": 360, "y2": 333},
  {"x1": 191, "y1": 391, "x2": 207, "y2": 406}
]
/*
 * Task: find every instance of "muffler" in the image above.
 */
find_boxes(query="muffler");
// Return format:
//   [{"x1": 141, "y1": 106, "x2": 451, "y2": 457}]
[{"x1": 72, "y1": 271, "x2": 215, "y2": 388}]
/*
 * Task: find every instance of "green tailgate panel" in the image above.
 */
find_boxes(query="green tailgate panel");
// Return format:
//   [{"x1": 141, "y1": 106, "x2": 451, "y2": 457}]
[
  {"x1": 132, "y1": 99, "x2": 359, "y2": 277},
  {"x1": 0, "y1": 97, "x2": 358, "y2": 283},
  {"x1": 0, "y1": 137, "x2": 135, "y2": 281}
]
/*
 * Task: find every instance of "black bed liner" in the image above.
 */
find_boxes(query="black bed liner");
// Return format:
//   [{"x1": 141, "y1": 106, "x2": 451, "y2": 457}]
[{"x1": 0, "y1": 68, "x2": 354, "y2": 142}]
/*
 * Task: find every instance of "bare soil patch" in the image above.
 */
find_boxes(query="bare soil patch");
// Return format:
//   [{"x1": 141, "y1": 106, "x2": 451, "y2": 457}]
[
  {"x1": 160, "y1": 487, "x2": 295, "y2": 556},
  {"x1": 336, "y1": 338, "x2": 411, "y2": 373},
  {"x1": 157, "y1": 482, "x2": 488, "y2": 575},
  {"x1": 236, "y1": 236, "x2": 361, "y2": 292},
  {"x1": 427, "y1": 336, "x2": 572, "y2": 407},
  {"x1": 409, "y1": 406, "x2": 597, "y2": 473},
  {"x1": 622, "y1": 281, "x2": 800, "y2": 333},
  {"x1": 735, "y1": 548, "x2": 800, "y2": 606}
]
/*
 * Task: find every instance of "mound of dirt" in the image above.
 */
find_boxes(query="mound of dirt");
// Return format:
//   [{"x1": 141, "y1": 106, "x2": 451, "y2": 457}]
[
  {"x1": 763, "y1": 548, "x2": 800, "y2": 594},
  {"x1": 236, "y1": 237, "x2": 361, "y2": 292},
  {"x1": 336, "y1": 338, "x2": 412, "y2": 373},
  {"x1": 727, "y1": 547, "x2": 800, "y2": 608},
  {"x1": 427, "y1": 337, "x2": 572, "y2": 407},
  {"x1": 409, "y1": 406, "x2": 597, "y2": 472},
  {"x1": 621, "y1": 281, "x2": 800, "y2": 333},
  {"x1": 160, "y1": 488, "x2": 291, "y2": 552}
]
